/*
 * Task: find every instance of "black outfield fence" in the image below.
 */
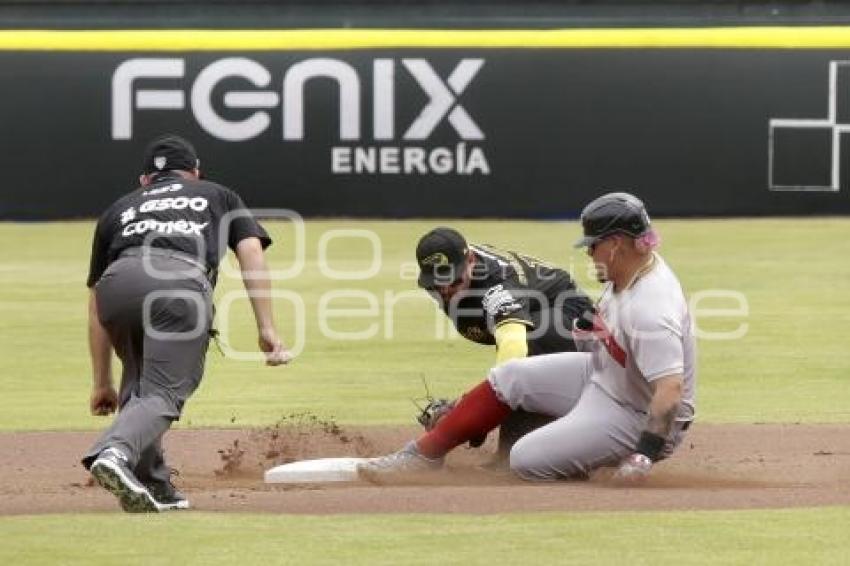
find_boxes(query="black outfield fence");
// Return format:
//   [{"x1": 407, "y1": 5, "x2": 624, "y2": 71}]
[{"x1": 1, "y1": 28, "x2": 850, "y2": 218}]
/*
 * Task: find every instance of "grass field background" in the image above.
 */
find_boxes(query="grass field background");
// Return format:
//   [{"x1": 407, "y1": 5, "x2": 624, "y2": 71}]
[
  {"x1": 0, "y1": 218, "x2": 848, "y2": 431},
  {"x1": 1, "y1": 218, "x2": 849, "y2": 565},
  {"x1": 2, "y1": 508, "x2": 850, "y2": 565}
]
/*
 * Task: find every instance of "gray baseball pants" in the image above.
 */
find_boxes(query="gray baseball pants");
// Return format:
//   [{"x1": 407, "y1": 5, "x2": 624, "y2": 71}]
[
  {"x1": 488, "y1": 352, "x2": 688, "y2": 480},
  {"x1": 493, "y1": 304, "x2": 587, "y2": 456},
  {"x1": 81, "y1": 253, "x2": 213, "y2": 489}
]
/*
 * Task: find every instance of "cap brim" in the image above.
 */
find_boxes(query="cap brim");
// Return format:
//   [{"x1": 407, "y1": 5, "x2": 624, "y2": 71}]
[
  {"x1": 573, "y1": 235, "x2": 599, "y2": 248},
  {"x1": 417, "y1": 260, "x2": 466, "y2": 289},
  {"x1": 417, "y1": 271, "x2": 437, "y2": 289}
]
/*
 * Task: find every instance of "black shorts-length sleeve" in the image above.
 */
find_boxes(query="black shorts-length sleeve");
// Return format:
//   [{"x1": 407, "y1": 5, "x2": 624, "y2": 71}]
[
  {"x1": 86, "y1": 217, "x2": 110, "y2": 288},
  {"x1": 224, "y1": 190, "x2": 272, "y2": 251}
]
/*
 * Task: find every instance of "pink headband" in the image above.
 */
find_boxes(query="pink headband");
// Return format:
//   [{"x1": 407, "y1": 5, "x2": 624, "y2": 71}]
[{"x1": 636, "y1": 229, "x2": 661, "y2": 251}]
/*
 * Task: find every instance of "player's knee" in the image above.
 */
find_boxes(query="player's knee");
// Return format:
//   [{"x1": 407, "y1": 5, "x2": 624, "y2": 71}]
[
  {"x1": 508, "y1": 435, "x2": 559, "y2": 481},
  {"x1": 139, "y1": 391, "x2": 182, "y2": 420},
  {"x1": 488, "y1": 359, "x2": 529, "y2": 410},
  {"x1": 509, "y1": 434, "x2": 591, "y2": 481}
]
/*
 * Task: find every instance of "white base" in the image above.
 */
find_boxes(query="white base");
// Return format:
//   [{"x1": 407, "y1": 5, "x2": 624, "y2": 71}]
[{"x1": 264, "y1": 457, "x2": 370, "y2": 484}]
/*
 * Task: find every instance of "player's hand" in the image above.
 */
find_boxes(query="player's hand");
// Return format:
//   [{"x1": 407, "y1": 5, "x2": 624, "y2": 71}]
[
  {"x1": 258, "y1": 326, "x2": 293, "y2": 366},
  {"x1": 571, "y1": 308, "x2": 598, "y2": 342},
  {"x1": 613, "y1": 453, "x2": 652, "y2": 483},
  {"x1": 90, "y1": 385, "x2": 118, "y2": 416},
  {"x1": 574, "y1": 308, "x2": 597, "y2": 333}
]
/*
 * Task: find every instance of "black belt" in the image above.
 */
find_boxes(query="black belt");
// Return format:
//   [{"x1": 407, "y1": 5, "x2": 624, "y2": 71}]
[{"x1": 119, "y1": 247, "x2": 212, "y2": 276}]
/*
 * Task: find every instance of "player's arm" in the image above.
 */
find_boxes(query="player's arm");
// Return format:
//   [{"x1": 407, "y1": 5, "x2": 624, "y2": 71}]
[
  {"x1": 615, "y1": 305, "x2": 686, "y2": 481},
  {"x1": 645, "y1": 374, "x2": 683, "y2": 438},
  {"x1": 630, "y1": 307, "x2": 685, "y2": 447},
  {"x1": 86, "y1": 218, "x2": 118, "y2": 416},
  {"x1": 88, "y1": 289, "x2": 117, "y2": 415},
  {"x1": 234, "y1": 236, "x2": 292, "y2": 366},
  {"x1": 486, "y1": 281, "x2": 533, "y2": 364},
  {"x1": 493, "y1": 320, "x2": 529, "y2": 363},
  {"x1": 614, "y1": 374, "x2": 683, "y2": 482},
  {"x1": 88, "y1": 290, "x2": 112, "y2": 384}
]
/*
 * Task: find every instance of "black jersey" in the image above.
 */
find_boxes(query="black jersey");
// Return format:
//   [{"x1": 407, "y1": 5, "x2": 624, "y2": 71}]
[
  {"x1": 436, "y1": 244, "x2": 592, "y2": 345},
  {"x1": 86, "y1": 172, "x2": 270, "y2": 287}
]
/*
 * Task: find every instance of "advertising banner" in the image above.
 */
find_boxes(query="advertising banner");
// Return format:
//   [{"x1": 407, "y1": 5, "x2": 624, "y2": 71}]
[{"x1": 1, "y1": 28, "x2": 849, "y2": 218}]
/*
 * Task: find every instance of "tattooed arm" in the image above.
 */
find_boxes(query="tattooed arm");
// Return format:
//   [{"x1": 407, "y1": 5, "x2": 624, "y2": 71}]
[
  {"x1": 614, "y1": 375, "x2": 683, "y2": 482},
  {"x1": 645, "y1": 375, "x2": 683, "y2": 438}
]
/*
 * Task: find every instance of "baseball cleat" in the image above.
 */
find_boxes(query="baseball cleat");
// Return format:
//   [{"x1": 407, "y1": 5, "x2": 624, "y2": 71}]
[
  {"x1": 357, "y1": 441, "x2": 443, "y2": 483},
  {"x1": 146, "y1": 480, "x2": 190, "y2": 511},
  {"x1": 90, "y1": 448, "x2": 163, "y2": 513}
]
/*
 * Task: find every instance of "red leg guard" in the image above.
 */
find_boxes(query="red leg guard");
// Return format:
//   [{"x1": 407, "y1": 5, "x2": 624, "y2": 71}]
[{"x1": 416, "y1": 380, "x2": 512, "y2": 459}]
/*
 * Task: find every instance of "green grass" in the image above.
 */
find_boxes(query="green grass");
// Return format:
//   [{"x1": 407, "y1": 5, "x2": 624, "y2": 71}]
[
  {"x1": 1, "y1": 219, "x2": 849, "y2": 565},
  {"x1": 0, "y1": 218, "x2": 848, "y2": 430},
  {"x1": 1, "y1": 508, "x2": 849, "y2": 565}
]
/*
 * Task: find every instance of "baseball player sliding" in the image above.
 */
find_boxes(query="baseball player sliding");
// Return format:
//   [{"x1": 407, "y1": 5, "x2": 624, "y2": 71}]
[{"x1": 359, "y1": 192, "x2": 696, "y2": 481}]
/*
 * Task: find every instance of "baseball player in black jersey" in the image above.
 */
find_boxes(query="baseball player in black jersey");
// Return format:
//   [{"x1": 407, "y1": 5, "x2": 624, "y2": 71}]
[
  {"x1": 82, "y1": 134, "x2": 291, "y2": 512},
  {"x1": 415, "y1": 227, "x2": 593, "y2": 456}
]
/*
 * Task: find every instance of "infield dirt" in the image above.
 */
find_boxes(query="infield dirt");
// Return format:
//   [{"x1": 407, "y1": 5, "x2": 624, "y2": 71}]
[{"x1": 1, "y1": 421, "x2": 849, "y2": 515}]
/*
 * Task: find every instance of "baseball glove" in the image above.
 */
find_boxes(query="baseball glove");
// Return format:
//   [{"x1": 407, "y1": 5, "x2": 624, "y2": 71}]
[
  {"x1": 416, "y1": 397, "x2": 456, "y2": 431},
  {"x1": 415, "y1": 396, "x2": 488, "y2": 448}
]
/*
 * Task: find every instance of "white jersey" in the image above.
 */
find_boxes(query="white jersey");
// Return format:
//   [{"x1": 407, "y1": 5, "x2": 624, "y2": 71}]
[{"x1": 590, "y1": 254, "x2": 696, "y2": 422}]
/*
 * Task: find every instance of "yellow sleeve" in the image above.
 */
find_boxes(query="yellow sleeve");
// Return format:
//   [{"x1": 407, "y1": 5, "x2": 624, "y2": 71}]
[{"x1": 494, "y1": 321, "x2": 529, "y2": 364}]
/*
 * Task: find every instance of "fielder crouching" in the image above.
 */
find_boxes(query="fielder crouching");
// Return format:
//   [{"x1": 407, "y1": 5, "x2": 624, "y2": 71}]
[
  {"x1": 82, "y1": 135, "x2": 292, "y2": 512},
  {"x1": 359, "y1": 192, "x2": 695, "y2": 482}
]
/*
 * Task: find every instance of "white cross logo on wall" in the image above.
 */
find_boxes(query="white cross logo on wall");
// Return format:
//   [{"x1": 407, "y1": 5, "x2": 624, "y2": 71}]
[{"x1": 768, "y1": 60, "x2": 850, "y2": 192}]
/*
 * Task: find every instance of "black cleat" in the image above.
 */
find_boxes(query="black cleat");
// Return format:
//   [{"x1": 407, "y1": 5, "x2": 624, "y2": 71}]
[
  {"x1": 90, "y1": 448, "x2": 163, "y2": 513},
  {"x1": 147, "y1": 480, "x2": 190, "y2": 511}
]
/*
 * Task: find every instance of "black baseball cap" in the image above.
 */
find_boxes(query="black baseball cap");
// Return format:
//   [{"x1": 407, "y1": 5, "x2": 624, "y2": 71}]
[
  {"x1": 574, "y1": 192, "x2": 652, "y2": 248},
  {"x1": 142, "y1": 134, "x2": 200, "y2": 175},
  {"x1": 416, "y1": 227, "x2": 470, "y2": 288}
]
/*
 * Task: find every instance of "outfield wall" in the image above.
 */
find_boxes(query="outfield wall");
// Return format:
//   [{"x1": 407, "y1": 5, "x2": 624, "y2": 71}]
[{"x1": 2, "y1": 28, "x2": 850, "y2": 219}]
